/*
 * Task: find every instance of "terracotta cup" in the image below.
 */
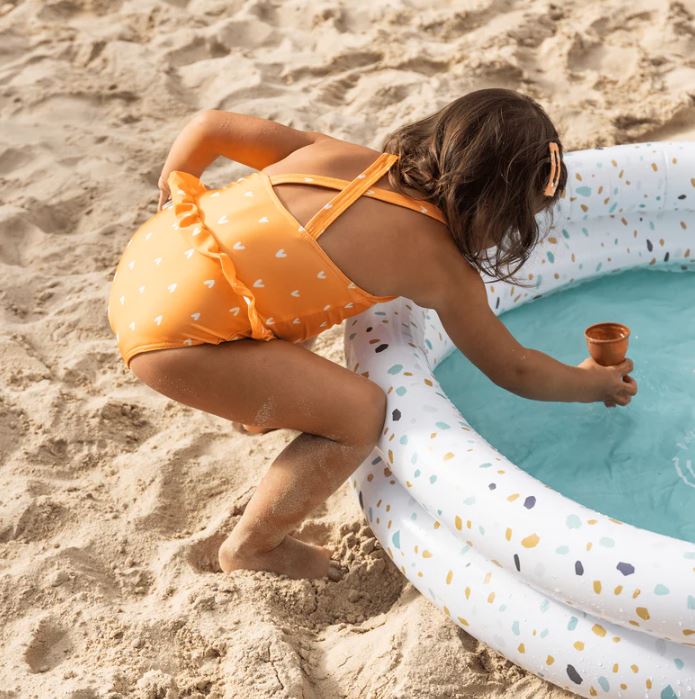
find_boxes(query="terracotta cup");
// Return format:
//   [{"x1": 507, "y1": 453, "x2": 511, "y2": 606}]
[{"x1": 584, "y1": 322, "x2": 631, "y2": 366}]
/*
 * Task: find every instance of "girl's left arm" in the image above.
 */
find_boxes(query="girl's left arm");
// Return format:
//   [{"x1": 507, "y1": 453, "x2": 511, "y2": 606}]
[{"x1": 156, "y1": 110, "x2": 332, "y2": 210}]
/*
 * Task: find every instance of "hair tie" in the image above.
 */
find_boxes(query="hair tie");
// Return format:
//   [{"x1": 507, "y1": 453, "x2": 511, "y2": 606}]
[{"x1": 544, "y1": 142, "x2": 561, "y2": 197}]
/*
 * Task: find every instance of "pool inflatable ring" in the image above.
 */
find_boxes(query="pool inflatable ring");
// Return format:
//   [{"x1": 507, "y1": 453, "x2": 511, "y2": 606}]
[{"x1": 345, "y1": 141, "x2": 695, "y2": 699}]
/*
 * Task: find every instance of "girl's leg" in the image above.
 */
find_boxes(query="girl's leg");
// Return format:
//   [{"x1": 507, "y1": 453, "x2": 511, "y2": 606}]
[{"x1": 129, "y1": 338, "x2": 386, "y2": 580}]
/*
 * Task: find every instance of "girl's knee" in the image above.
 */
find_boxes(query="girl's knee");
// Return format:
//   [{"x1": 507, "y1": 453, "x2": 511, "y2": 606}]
[{"x1": 347, "y1": 380, "x2": 387, "y2": 447}]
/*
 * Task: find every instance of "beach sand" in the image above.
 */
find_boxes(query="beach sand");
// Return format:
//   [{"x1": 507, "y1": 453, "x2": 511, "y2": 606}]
[{"x1": 1, "y1": 0, "x2": 694, "y2": 696}]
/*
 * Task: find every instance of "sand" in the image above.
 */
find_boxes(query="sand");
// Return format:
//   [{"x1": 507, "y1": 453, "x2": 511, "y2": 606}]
[{"x1": 1, "y1": 0, "x2": 694, "y2": 697}]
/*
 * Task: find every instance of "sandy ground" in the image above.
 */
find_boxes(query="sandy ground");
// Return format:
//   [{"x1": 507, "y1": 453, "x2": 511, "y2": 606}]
[{"x1": 1, "y1": 0, "x2": 694, "y2": 697}]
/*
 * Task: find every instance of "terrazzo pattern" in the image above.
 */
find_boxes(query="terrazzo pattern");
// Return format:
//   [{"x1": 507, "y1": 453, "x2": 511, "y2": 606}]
[{"x1": 344, "y1": 141, "x2": 695, "y2": 698}]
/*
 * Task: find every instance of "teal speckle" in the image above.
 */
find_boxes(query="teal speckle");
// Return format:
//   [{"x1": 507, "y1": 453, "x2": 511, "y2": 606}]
[
  {"x1": 609, "y1": 202, "x2": 618, "y2": 213},
  {"x1": 425, "y1": 339, "x2": 433, "y2": 349},
  {"x1": 410, "y1": 512, "x2": 417, "y2": 520},
  {"x1": 576, "y1": 186, "x2": 592, "y2": 196},
  {"x1": 654, "y1": 584, "x2": 670, "y2": 595},
  {"x1": 688, "y1": 595, "x2": 695, "y2": 609},
  {"x1": 598, "y1": 676, "x2": 610, "y2": 692},
  {"x1": 392, "y1": 530, "x2": 400, "y2": 549},
  {"x1": 566, "y1": 514, "x2": 582, "y2": 529},
  {"x1": 581, "y1": 227, "x2": 589, "y2": 236},
  {"x1": 547, "y1": 251, "x2": 555, "y2": 263},
  {"x1": 540, "y1": 598, "x2": 550, "y2": 612},
  {"x1": 429, "y1": 475, "x2": 437, "y2": 484},
  {"x1": 567, "y1": 616, "x2": 578, "y2": 631},
  {"x1": 684, "y1": 552, "x2": 695, "y2": 560},
  {"x1": 661, "y1": 685, "x2": 678, "y2": 699},
  {"x1": 599, "y1": 537, "x2": 614, "y2": 548},
  {"x1": 396, "y1": 386, "x2": 407, "y2": 396},
  {"x1": 463, "y1": 496, "x2": 476, "y2": 505},
  {"x1": 674, "y1": 658, "x2": 684, "y2": 670},
  {"x1": 561, "y1": 228, "x2": 570, "y2": 239},
  {"x1": 400, "y1": 435, "x2": 408, "y2": 445},
  {"x1": 540, "y1": 628, "x2": 549, "y2": 638},
  {"x1": 479, "y1": 462, "x2": 493, "y2": 469},
  {"x1": 435, "y1": 421, "x2": 450, "y2": 430},
  {"x1": 512, "y1": 621, "x2": 520, "y2": 636},
  {"x1": 387, "y1": 364, "x2": 403, "y2": 375},
  {"x1": 555, "y1": 545, "x2": 569, "y2": 555},
  {"x1": 595, "y1": 262, "x2": 603, "y2": 272},
  {"x1": 414, "y1": 469, "x2": 421, "y2": 478}
]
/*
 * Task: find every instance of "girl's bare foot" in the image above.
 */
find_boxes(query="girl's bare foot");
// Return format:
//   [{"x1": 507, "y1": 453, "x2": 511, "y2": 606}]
[{"x1": 218, "y1": 534, "x2": 345, "y2": 580}]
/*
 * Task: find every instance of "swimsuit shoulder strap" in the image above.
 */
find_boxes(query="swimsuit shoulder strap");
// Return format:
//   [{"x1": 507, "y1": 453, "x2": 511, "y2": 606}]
[{"x1": 268, "y1": 172, "x2": 447, "y2": 225}]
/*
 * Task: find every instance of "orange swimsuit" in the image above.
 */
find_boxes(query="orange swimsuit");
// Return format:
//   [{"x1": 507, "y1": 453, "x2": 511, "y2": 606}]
[{"x1": 107, "y1": 152, "x2": 446, "y2": 369}]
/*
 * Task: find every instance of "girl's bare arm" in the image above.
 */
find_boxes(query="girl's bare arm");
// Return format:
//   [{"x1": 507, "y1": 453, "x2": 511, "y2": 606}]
[{"x1": 156, "y1": 110, "x2": 332, "y2": 209}]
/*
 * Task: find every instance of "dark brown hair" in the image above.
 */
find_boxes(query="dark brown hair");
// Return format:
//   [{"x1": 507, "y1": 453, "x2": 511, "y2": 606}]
[{"x1": 382, "y1": 88, "x2": 567, "y2": 287}]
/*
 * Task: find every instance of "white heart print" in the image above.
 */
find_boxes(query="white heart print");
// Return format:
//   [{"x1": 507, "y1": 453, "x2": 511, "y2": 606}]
[
  {"x1": 244, "y1": 191, "x2": 253, "y2": 197},
  {"x1": 218, "y1": 215, "x2": 229, "y2": 224},
  {"x1": 229, "y1": 307, "x2": 240, "y2": 316},
  {"x1": 203, "y1": 279, "x2": 215, "y2": 288},
  {"x1": 119, "y1": 295, "x2": 125, "y2": 305},
  {"x1": 128, "y1": 321, "x2": 136, "y2": 331},
  {"x1": 138, "y1": 285, "x2": 145, "y2": 294},
  {"x1": 292, "y1": 318, "x2": 301, "y2": 325},
  {"x1": 344, "y1": 302, "x2": 354, "y2": 309},
  {"x1": 290, "y1": 290, "x2": 300, "y2": 297},
  {"x1": 184, "y1": 248, "x2": 194, "y2": 259},
  {"x1": 191, "y1": 312, "x2": 201, "y2": 321},
  {"x1": 128, "y1": 260, "x2": 136, "y2": 270},
  {"x1": 317, "y1": 270, "x2": 326, "y2": 279},
  {"x1": 154, "y1": 257, "x2": 163, "y2": 265},
  {"x1": 233, "y1": 241, "x2": 245, "y2": 251},
  {"x1": 258, "y1": 216, "x2": 269, "y2": 224},
  {"x1": 253, "y1": 279, "x2": 264, "y2": 288},
  {"x1": 275, "y1": 249, "x2": 287, "y2": 258},
  {"x1": 153, "y1": 315, "x2": 163, "y2": 326},
  {"x1": 167, "y1": 283, "x2": 177, "y2": 293}
]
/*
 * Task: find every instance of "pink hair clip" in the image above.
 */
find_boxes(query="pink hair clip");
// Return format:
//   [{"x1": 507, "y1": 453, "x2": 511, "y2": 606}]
[{"x1": 544, "y1": 142, "x2": 561, "y2": 197}]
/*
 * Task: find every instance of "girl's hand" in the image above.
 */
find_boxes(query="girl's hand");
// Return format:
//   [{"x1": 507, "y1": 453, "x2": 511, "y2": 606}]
[
  {"x1": 156, "y1": 111, "x2": 218, "y2": 211},
  {"x1": 577, "y1": 356, "x2": 638, "y2": 408}
]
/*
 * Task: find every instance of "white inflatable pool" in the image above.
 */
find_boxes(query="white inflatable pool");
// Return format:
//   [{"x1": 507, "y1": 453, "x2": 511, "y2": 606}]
[{"x1": 344, "y1": 141, "x2": 695, "y2": 699}]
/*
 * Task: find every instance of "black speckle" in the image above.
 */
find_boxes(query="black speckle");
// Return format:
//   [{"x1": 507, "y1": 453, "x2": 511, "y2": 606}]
[
  {"x1": 371, "y1": 456, "x2": 382, "y2": 465},
  {"x1": 646, "y1": 239, "x2": 653, "y2": 252},
  {"x1": 617, "y1": 561, "x2": 635, "y2": 576},
  {"x1": 375, "y1": 343, "x2": 388, "y2": 353},
  {"x1": 664, "y1": 252, "x2": 670, "y2": 262},
  {"x1": 575, "y1": 560, "x2": 584, "y2": 576},
  {"x1": 523, "y1": 496, "x2": 536, "y2": 509},
  {"x1": 488, "y1": 483, "x2": 496, "y2": 490},
  {"x1": 366, "y1": 326, "x2": 373, "y2": 332},
  {"x1": 514, "y1": 553, "x2": 520, "y2": 571},
  {"x1": 566, "y1": 664, "x2": 583, "y2": 685},
  {"x1": 495, "y1": 297, "x2": 500, "y2": 309},
  {"x1": 358, "y1": 490, "x2": 363, "y2": 508},
  {"x1": 678, "y1": 194, "x2": 686, "y2": 200},
  {"x1": 392, "y1": 409, "x2": 401, "y2": 421}
]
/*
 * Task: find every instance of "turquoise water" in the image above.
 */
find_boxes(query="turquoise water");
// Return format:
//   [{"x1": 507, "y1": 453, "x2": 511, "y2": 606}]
[{"x1": 434, "y1": 268, "x2": 695, "y2": 542}]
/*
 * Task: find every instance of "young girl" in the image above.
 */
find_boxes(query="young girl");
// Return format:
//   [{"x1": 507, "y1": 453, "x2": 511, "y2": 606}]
[{"x1": 107, "y1": 88, "x2": 637, "y2": 582}]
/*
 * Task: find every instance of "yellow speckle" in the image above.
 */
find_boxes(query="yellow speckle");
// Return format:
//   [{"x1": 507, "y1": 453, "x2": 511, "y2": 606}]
[
  {"x1": 384, "y1": 467, "x2": 392, "y2": 477},
  {"x1": 487, "y1": 592, "x2": 495, "y2": 604},
  {"x1": 631, "y1": 664, "x2": 639, "y2": 673},
  {"x1": 484, "y1": 572, "x2": 492, "y2": 584},
  {"x1": 632, "y1": 588, "x2": 641, "y2": 598},
  {"x1": 613, "y1": 663, "x2": 619, "y2": 673},
  {"x1": 507, "y1": 493, "x2": 520, "y2": 502},
  {"x1": 683, "y1": 629, "x2": 695, "y2": 636},
  {"x1": 443, "y1": 605, "x2": 450, "y2": 617},
  {"x1": 454, "y1": 516, "x2": 462, "y2": 530},
  {"x1": 548, "y1": 236, "x2": 557, "y2": 244},
  {"x1": 467, "y1": 520, "x2": 472, "y2": 529},
  {"x1": 636, "y1": 607, "x2": 650, "y2": 620},
  {"x1": 612, "y1": 636, "x2": 621, "y2": 643},
  {"x1": 424, "y1": 378, "x2": 433, "y2": 386},
  {"x1": 646, "y1": 679, "x2": 653, "y2": 689},
  {"x1": 446, "y1": 570, "x2": 453, "y2": 584},
  {"x1": 587, "y1": 518, "x2": 598, "y2": 525},
  {"x1": 465, "y1": 586, "x2": 471, "y2": 600},
  {"x1": 680, "y1": 220, "x2": 687, "y2": 230},
  {"x1": 589, "y1": 688, "x2": 598, "y2": 697},
  {"x1": 593, "y1": 580, "x2": 602, "y2": 594},
  {"x1": 505, "y1": 528, "x2": 512, "y2": 541},
  {"x1": 417, "y1": 571, "x2": 423, "y2": 577},
  {"x1": 518, "y1": 643, "x2": 525, "y2": 653},
  {"x1": 457, "y1": 616, "x2": 469, "y2": 626},
  {"x1": 620, "y1": 684, "x2": 627, "y2": 690},
  {"x1": 574, "y1": 641, "x2": 584, "y2": 650},
  {"x1": 388, "y1": 450, "x2": 393, "y2": 464},
  {"x1": 405, "y1": 480, "x2": 413, "y2": 488},
  {"x1": 592, "y1": 624, "x2": 606, "y2": 637},
  {"x1": 422, "y1": 550, "x2": 432, "y2": 558},
  {"x1": 546, "y1": 655, "x2": 554, "y2": 665},
  {"x1": 614, "y1": 585, "x2": 623, "y2": 595},
  {"x1": 651, "y1": 162, "x2": 658, "y2": 171},
  {"x1": 521, "y1": 533, "x2": 540, "y2": 548},
  {"x1": 433, "y1": 521, "x2": 440, "y2": 529},
  {"x1": 443, "y1": 452, "x2": 454, "y2": 461}
]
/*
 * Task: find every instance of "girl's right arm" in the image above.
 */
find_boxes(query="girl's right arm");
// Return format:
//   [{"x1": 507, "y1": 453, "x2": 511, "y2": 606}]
[{"x1": 405, "y1": 244, "x2": 638, "y2": 407}]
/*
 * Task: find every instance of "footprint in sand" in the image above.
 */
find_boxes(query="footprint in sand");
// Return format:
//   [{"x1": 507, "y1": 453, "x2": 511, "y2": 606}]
[{"x1": 23, "y1": 617, "x2": 74, "y2": 673}]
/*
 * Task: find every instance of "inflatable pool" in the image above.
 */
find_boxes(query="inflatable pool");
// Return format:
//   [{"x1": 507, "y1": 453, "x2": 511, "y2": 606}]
[{"x1": 344, "y1": 141, "x2": 695, "y2": 699}]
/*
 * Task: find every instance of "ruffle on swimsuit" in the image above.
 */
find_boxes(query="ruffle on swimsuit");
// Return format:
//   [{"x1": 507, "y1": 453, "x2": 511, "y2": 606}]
[{"x1": 168, "y1": 170, "x2": 275, "y2": 343}]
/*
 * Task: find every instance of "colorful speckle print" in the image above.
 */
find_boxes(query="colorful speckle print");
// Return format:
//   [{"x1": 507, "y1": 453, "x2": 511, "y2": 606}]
[{"x1": 346, "y1": 142, "x2": 695, "y2": 698}]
